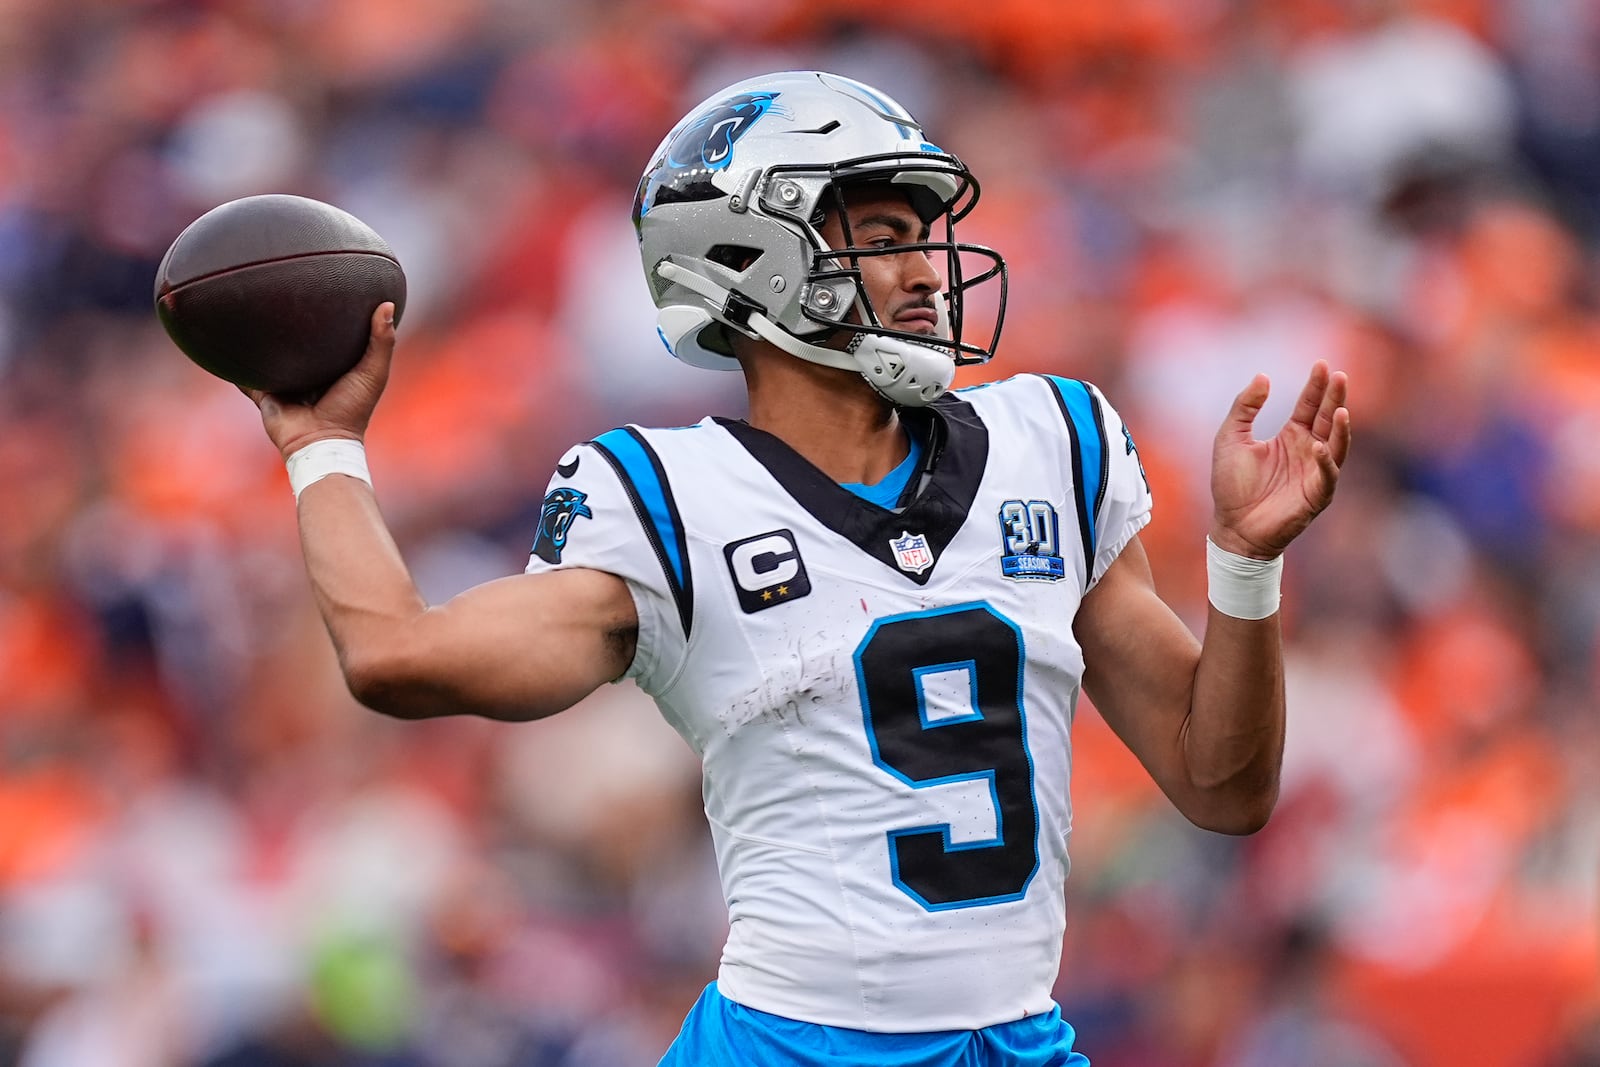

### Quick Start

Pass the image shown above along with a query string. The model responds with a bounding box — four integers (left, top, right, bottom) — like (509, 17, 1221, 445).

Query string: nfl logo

(890, 531, 934, 575)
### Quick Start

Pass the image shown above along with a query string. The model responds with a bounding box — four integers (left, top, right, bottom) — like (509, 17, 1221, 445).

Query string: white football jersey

(524, 374, 1152, 1032)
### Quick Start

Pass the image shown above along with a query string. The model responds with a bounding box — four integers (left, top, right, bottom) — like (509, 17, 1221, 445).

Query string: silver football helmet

(633, 70, 1007, 407)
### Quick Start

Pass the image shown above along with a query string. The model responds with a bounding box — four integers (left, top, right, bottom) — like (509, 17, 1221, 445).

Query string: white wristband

(1206, 537, 1283, 620)
(285, 439, 372, 501)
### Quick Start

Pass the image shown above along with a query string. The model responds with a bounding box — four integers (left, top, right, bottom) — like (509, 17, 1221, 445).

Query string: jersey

(523, 374, 1153, 1033)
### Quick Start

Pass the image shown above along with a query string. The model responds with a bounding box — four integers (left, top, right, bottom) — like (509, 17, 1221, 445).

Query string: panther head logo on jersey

(532, 487, 593, 565)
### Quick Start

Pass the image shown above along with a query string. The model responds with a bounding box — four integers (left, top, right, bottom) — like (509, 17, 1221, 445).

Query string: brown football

(154, 194, 406, 397)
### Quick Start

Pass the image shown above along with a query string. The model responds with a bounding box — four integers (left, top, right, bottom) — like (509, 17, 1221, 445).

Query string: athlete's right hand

(241, 302, 397, 461)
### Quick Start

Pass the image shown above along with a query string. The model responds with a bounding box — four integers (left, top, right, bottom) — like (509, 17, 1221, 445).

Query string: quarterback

(244, 71, 1349, 1066)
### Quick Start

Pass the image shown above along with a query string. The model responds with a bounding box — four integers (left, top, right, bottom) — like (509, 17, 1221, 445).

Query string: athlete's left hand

(1208, 360, 1350, 559)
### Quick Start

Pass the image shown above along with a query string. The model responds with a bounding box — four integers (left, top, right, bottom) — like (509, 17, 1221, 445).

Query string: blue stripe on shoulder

(1041, 376, 1109, 575)
(590, 428, 694, 638)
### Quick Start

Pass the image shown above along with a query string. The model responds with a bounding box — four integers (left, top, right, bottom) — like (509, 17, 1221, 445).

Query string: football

(154, 194, 407, 397)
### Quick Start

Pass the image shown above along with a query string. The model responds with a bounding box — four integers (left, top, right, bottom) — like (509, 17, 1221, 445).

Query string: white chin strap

(655, 261, 955, 407)
(746, 311, 956, 407)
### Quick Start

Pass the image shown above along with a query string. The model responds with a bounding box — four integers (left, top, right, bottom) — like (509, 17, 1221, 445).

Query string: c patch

(724, 529, 811, 613)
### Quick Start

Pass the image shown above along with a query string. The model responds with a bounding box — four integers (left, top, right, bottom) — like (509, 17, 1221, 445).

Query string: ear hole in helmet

(706, 244, 764, 272)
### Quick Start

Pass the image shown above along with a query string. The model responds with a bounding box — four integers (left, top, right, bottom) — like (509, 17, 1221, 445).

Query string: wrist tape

(286, 439, 371, 501)
(1206, 537, 1282, 620)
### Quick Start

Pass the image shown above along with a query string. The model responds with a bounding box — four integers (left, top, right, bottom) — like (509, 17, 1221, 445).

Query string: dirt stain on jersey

(721, 630, 848, 734)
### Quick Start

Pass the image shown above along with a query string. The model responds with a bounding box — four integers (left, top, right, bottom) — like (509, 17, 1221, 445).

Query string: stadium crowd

(1, 0, 1598, 1064)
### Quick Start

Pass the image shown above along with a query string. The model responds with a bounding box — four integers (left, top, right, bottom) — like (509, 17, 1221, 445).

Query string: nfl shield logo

(890, 531, 934, 575)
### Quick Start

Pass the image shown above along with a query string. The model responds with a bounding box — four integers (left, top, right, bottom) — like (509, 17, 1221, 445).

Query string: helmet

(633, 70, 1007, 407)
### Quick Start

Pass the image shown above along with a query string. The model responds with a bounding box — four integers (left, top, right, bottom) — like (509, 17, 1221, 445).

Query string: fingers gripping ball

(154, 194, 407, 397)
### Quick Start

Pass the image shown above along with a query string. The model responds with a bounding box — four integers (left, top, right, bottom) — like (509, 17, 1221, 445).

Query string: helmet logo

(665, 91, 780, 171)
(636, 91, 781, 225)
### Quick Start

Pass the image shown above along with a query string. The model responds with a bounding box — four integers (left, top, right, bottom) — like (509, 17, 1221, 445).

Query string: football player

(245, 70, 1349, 1066)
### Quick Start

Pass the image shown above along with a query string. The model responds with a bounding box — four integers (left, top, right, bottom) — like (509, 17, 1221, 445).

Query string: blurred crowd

(2, 0, 1600, 1064)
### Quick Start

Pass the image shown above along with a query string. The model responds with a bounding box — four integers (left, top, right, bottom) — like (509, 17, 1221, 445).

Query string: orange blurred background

(1, 1, 1598, 1064)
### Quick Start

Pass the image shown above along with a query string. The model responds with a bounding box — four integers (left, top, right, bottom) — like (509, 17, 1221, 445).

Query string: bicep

(1073, 537, 1202, 795)
(349, 567, 639, 722)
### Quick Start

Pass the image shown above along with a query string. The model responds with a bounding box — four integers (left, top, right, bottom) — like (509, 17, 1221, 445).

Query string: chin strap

(654, 261, 955, 407)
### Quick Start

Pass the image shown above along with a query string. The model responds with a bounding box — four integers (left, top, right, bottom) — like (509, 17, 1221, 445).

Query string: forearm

(1088, 364, 1346, 836)
(293, 473, 433, 706)
(291, 471, 637, 721)
(1181, 608, 1285, 832)
(1078, 540, 1285, 836)
(249, 309, 632, 721)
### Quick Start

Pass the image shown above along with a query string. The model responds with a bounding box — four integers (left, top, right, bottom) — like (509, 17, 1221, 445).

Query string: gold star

(776, 585, 789, 596)
(761, 590, 773, 601)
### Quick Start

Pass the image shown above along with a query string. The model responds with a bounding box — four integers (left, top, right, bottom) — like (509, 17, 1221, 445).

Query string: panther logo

(531, 487, 593, 565)
(665, 91, 780, 171)
(635, 92, 781, 224)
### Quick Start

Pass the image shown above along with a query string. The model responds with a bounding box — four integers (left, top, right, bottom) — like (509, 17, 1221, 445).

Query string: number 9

(855, 603, 1040, 910)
